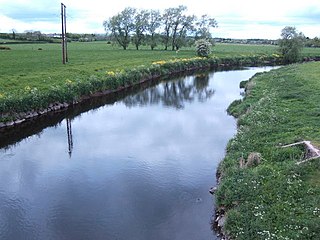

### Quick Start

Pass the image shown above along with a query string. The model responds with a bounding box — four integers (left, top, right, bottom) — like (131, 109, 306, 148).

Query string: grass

(0, 41, 320, 122)
(1, 42, 319, 94)
(0, 42, 201, 94)
(217, 62, 320, 239)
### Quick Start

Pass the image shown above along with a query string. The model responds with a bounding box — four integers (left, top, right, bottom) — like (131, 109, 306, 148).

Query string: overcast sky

(0, 0, 319, 39)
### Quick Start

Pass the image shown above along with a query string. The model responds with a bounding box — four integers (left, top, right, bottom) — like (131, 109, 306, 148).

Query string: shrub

(0, 46, 11, 50)
(195, 39, 212, 57)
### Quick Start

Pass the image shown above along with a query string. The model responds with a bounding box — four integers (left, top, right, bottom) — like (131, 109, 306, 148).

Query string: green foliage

(218, 62, 320, 239)
(305, 37, 320, 48)
(278, 26, 305, 63)
(195, 39, 212, 57)
(103, 7, 136, 50)
(195, 15, 218, 40)
(103, 5, 217, 51)
(132, 9, 149, 50)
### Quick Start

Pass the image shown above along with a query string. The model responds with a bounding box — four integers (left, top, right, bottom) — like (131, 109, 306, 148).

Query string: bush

(0, 46, 11, 50)
(195, 39, 212, 57)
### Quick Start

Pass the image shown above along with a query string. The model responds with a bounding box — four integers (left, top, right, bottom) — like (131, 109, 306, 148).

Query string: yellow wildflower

(65, 79, 73, 84)
(0, 93, 4, 99)
(25, 86, 31, 91)
(152, 60, 166, 65)
(106, 71, 116, 76)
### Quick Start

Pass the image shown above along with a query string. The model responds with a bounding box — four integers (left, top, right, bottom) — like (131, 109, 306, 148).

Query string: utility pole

(61, 3, 68, 64)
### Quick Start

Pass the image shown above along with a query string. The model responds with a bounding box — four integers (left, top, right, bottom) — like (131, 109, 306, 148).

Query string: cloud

(0, 0, 319, 38)
(288, 5, 320, 24)
(1, 0, 60, 22)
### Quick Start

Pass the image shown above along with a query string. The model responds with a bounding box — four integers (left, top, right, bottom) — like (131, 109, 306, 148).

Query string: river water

(0, 66, 275, 240)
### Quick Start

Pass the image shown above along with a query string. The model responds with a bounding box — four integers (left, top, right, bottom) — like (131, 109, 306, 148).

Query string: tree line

(103, 5, 217, 50)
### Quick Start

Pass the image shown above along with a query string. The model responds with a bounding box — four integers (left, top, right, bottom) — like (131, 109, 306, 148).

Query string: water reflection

(123, 73, 214, 109)
(66, 118, 73, 157)
(0, 71, 214, 150)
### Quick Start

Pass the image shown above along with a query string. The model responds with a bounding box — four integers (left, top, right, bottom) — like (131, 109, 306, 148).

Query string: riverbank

(0, 54, 283, 127)
(215, 62, 320, 239)
(2, 41, 320, 127)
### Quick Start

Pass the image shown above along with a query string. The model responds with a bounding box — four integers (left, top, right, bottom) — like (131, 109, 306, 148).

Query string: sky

(0, 0, 319, 39)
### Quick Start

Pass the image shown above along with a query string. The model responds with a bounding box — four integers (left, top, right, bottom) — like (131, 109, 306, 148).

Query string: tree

(11, 29, 16, 40)
(162, 5, 197, 51)
(278, 26, 305, 63)
(174, 14, 196, 50)
(195, 15, 217, 40)
(170, 5, 188, 51)
(311, 37, 320, 48)
(162, 7, 175, 50)
(103, 6, 218, 51)
(146, 10, 161, 50)
(103, 7, 136, 50)
(132, 9, 149, 50)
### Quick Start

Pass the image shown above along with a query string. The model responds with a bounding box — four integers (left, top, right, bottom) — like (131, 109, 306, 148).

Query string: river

(0, 66, 275, 240)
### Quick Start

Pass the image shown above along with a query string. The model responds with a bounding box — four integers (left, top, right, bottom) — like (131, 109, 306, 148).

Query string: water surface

(0, 67, 275, 240)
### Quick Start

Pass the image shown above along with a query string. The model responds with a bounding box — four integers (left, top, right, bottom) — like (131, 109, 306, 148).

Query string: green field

(0, 42, 275, 92)
(218, 62, 320, 239)
(1, 41, 320, 95)
(0, 41, 320, 122)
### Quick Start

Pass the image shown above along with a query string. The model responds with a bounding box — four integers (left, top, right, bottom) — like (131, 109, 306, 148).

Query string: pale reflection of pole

(66, 118, 73, 157)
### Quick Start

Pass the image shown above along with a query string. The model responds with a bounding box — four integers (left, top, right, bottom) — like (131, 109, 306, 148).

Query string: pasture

(1, 41, 320, 95)
(0, 42, 279, 94)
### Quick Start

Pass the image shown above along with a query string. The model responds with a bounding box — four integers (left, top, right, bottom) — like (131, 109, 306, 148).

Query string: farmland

(1, 41, 320, 95)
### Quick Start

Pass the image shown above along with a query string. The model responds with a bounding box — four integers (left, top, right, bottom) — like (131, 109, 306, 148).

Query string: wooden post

(61, 3, 65, 64)
(61, 3, 68, 64)
(64, 4, 68, 62)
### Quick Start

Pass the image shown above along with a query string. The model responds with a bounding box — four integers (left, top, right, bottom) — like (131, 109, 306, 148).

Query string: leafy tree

(311, 37, 320, 48)
(146, 10, 161, 50)
(132, 9, 149, 50)
(174, 15, 196, 50)
(103, 6, 218, 51)
(162, 7, 175, 50)
(313, 37, 320, 47)
(170, 5, 188, 51)
(195, 15, 217, 40)
(278, 26, 305, 63)
(162, 5, 197, 51)
(103, 7, 136, 50)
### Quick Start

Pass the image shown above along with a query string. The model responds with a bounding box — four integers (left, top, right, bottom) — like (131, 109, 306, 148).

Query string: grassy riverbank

(1, 42, 320, 124)
(217, 62, 320, 239)
(0, 42, 275, 122)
